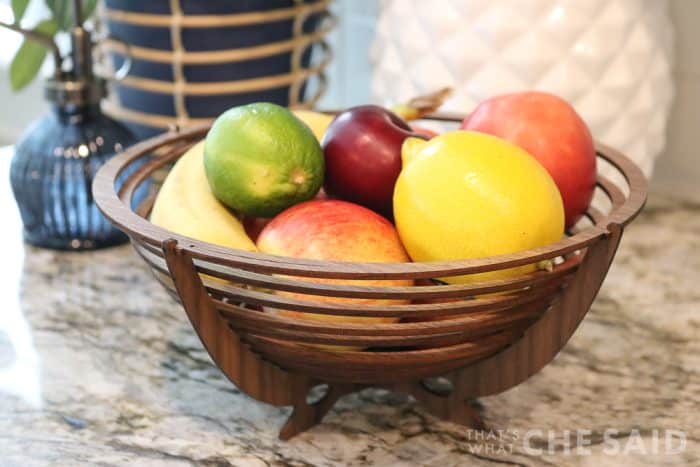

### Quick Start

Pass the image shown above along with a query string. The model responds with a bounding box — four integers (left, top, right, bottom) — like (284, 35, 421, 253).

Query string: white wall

(652, 0, 700, 202)
(0, 1, 48, 144)
(318, 0, 377, 109)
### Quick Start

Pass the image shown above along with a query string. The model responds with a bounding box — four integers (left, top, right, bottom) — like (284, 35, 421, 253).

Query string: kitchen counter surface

(0, 153, 698, 466)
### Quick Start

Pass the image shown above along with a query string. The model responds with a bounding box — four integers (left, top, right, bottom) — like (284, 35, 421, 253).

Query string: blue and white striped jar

(103, 0, 334, 139)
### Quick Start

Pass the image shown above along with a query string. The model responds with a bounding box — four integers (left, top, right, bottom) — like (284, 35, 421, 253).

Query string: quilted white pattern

(371, 0, 674, 175)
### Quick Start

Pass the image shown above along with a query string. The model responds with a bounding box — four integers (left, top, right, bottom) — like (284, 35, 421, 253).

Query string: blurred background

(0, 0, 696, 201)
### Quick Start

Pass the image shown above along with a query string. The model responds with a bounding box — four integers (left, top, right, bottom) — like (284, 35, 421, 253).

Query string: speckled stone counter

(1, 151, 698, 465)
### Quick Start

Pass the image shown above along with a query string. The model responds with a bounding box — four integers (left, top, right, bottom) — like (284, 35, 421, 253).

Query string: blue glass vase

(10, 103, 139, 250)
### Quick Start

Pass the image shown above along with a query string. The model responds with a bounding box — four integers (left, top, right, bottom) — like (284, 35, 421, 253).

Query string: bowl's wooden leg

(396, 380, 486, 430)
(279, 383, 360, 440)
(161, 238, 344, 441)
(162, 239, 308, 408)
(279, 379, 486, 440)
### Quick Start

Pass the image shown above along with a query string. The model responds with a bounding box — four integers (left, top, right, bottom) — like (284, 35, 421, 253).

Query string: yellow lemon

(393, 131, 564, 284)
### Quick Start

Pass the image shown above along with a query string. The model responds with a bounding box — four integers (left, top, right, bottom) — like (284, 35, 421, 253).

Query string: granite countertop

(0, 152, 698, 466)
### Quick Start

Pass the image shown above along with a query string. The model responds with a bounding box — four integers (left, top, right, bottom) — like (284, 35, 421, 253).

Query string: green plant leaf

(45, 0, 60, 17)
(45, 0, 68, 30)
(9, 19, 59, 91)
(11, 0, 30, 23)
(46, 0, 98, 31)
(84, 0, 98, 19)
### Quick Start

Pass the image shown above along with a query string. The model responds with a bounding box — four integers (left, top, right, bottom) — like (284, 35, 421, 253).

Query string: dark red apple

(242, 216, 271, 242)
(461, 92, 596, 227)
(322, 105, 414, 217)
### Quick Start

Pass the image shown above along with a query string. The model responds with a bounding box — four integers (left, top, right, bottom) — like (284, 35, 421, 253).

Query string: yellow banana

(150, 141, 257, 251)
(292, 109, 334, 142)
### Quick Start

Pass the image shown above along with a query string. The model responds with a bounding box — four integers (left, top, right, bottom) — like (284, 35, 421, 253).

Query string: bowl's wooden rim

(93, 112, 648, 279)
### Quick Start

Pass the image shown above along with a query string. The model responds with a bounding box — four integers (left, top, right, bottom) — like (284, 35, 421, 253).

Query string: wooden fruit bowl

(93, 113, 647, 439)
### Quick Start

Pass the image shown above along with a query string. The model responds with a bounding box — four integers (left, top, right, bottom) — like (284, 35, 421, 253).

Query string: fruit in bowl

(93, 93, 647, 439)
(204, 102, 324, 218)
(256, 199, 412, 330)
(292, 109, 334, 142)
(150, 94, 582, 299)
(461, 91, 596, 227)
(322, 105, 415, 218)
(150, 141, 257, 251)
(393, 131, 565, 284)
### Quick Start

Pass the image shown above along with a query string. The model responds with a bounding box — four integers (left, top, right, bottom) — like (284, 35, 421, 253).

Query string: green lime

(204, 103, 324, 217)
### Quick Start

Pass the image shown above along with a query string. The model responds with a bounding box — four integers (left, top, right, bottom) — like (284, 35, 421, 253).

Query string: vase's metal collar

(44, 0, 131, 107)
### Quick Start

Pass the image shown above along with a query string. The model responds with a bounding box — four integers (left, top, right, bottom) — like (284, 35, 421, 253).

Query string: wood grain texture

(92, 113, 648, 439)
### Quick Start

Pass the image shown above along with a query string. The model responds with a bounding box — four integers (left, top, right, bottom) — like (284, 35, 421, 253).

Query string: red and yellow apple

(461, 91, 596, 227)
(256, 199, 412, 334)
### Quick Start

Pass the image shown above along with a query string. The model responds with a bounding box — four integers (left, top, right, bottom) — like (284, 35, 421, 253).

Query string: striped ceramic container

(102, 0, 334, 139)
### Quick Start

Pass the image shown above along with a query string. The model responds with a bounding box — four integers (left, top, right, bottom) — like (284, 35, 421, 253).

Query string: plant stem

(0, 20, 63, 73)
(73, 0, 83, 26)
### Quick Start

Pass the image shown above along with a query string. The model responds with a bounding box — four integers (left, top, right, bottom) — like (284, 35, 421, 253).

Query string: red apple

(322, 105, 414, 217)
(256, 200, 413, 333)
(244, 188, 331, 241)
(461, 92, 596, 227)
(242, 217, 270, 242)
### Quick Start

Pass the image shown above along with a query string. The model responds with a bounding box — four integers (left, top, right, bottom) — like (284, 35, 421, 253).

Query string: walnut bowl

(93, 113, 647, 439)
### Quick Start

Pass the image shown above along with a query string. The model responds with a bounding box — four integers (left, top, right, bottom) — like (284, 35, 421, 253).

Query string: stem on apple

(392, 87, 453, 121)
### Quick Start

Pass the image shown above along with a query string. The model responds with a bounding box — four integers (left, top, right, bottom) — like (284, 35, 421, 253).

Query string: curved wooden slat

(246, 331, 513, 369)
(244, 331, 520, 383)
(586, 206, 606, 224)
(597, 175, 627, 209)
(117, 141, 196, 203)
(160, 239, 310, 406)
(455, 223, 626, 398)
(210, 279, 564, 319)
(594, 142, 648, 227)
(134, 237, 581, 299)
(196, 257, 580, 299)
(216, 300, 546, 344)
